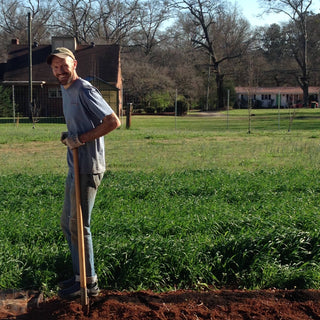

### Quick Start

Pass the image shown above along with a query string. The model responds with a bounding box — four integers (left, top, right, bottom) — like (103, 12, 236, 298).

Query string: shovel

(72, 148, 89, 309)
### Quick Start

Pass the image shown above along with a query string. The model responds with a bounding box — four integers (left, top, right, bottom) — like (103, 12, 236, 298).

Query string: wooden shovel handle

(72, 148, 88, 307)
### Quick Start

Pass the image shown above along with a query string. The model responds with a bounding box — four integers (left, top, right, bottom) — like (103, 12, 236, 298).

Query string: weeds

(1, 111, 320, 293)
(1, 168, 320, 293)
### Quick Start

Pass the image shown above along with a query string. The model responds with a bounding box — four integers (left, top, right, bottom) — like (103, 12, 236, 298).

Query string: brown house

(0, 37, 123, 118)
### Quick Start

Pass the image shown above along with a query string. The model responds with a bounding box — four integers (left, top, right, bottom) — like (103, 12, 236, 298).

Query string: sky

(238, 0, 320, 27)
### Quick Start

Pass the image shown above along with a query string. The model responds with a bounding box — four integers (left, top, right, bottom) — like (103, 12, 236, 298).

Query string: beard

(56, 71, 75, 86)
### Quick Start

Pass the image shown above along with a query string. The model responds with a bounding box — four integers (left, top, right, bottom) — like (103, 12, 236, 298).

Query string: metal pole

(247, 90, 251, 134)
(175, 89, 177, 130)
(227, 89, 229, 129)
(12, 85, 15, 123)
(28, 12, 33, 124)
(205, 55, 211, 111)
(278, 92, 280, 130)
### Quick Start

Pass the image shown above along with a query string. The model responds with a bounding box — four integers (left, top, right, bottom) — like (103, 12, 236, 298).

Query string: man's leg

(59, 172, 103, 299)
(78, 173, 103, 278)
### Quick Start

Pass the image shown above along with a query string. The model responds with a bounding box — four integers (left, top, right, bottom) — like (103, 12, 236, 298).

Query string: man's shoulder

(75, 79, 96, 98)
(76, 78, 94, 89)
(77, 79, 103, 101)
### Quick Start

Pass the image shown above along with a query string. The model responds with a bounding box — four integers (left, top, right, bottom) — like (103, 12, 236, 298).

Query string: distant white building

(235, 87, 320, 108)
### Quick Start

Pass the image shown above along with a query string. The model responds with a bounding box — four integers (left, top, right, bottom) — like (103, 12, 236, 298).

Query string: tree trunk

(297, 74, 309, 107)
(216, 73, 224, 110)
(302, 82, 309, 107)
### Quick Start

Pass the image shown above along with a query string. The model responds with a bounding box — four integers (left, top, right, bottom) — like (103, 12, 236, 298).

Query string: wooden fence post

(126, 103, 132, 129)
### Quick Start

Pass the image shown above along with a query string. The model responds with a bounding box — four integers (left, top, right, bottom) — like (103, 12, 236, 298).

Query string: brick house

(235, 86, 320, 108)
(0, 37, 123, 118)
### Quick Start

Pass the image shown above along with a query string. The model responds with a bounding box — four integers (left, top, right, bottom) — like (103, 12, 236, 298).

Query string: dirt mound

(1, 289, 320, 319)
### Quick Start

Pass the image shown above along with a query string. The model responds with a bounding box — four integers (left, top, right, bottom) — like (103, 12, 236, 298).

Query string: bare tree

(28, 0, 53, 43)
(0, 0, 54, 61)
(130, 0, 173, 55)
(174, 0, 252, 109)
(50, 0, 140, 45)
(49, 0, 102, 44)
(96, 0, 139, 45)
(122, 52, 175, 109)
(0, 0, 53, 42)
(262, 0, 313, 106)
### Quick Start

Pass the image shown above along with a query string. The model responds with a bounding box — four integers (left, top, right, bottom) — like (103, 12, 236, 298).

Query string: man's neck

(63, 75, 79, 89)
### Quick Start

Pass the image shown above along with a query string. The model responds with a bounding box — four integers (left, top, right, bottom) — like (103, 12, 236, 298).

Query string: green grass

(1, 109, 320, 294)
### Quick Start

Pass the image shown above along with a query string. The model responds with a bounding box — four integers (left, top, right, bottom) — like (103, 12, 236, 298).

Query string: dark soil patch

(1, 289, 320, 319)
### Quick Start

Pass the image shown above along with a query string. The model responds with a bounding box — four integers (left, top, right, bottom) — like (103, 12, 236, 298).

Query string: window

(48, 88, 62, 98)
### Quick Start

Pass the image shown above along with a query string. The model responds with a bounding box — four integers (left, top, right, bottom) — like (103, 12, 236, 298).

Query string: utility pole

(205, 55, 211, 111)
(28, 12, 33, 125)
(175, 89, 177, 129)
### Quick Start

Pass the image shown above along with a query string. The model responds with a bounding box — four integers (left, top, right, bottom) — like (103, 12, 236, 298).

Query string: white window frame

(48, 88, 62, 98)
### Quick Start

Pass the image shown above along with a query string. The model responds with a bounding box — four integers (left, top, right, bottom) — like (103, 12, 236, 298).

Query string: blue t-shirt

(61, 78, 114, 174)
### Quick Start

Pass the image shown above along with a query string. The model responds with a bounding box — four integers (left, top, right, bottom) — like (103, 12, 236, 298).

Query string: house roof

(0, 43, 120, 85)
(236, 86, 320, 95)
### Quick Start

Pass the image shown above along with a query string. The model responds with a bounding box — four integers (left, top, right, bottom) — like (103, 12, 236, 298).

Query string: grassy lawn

(1, 109, 320, 293)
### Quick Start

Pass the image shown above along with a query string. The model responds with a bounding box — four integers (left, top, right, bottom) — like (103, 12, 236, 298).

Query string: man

(47, 47, 121, 300)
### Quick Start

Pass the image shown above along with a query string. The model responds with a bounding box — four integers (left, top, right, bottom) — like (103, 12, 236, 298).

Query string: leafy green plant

(1, 112, 320, 293)
(0, 86, 13, 117)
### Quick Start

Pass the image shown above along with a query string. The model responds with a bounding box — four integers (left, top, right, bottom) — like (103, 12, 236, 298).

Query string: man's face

(50, 56, 77, 87)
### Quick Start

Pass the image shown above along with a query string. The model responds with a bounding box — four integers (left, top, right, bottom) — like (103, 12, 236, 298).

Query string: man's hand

(60, 132, 68, 145)
(60, 132, 84, 150)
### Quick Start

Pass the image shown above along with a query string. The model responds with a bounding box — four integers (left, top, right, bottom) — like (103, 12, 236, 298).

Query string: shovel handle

(73, 148, 89, 307)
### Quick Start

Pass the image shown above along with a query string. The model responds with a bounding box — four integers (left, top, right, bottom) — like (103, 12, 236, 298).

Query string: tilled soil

(1, 288, 320, 319)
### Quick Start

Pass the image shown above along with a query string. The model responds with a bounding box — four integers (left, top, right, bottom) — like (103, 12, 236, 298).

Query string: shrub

(0, 86, 12, 117)
(176, 99, 188, 116)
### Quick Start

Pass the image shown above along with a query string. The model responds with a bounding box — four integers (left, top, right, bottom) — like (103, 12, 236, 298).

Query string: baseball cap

(47, 47, 76, 65)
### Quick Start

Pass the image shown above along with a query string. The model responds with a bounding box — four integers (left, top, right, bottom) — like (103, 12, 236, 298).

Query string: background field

(1, 109, 320, 295)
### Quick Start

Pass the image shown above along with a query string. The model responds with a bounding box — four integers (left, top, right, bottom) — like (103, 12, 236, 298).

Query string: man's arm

(79, 112, 121, 144)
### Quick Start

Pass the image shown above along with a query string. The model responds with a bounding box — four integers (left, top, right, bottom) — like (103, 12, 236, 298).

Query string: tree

(257, 23, 296, 86)
(130, 0, 172, 55)
(122, 51, 175, 110)
(0, 85, 12, 117)
(173, 0, 252, 109)
(0, 0, 53, 60)
(306, 13, 320, 86)
(261, 24, 284, 62)
(50, 0, 140, 45)
(262, 0, 313, 106)
(51, 0, 98, 44)
(96, 0, 139, 45)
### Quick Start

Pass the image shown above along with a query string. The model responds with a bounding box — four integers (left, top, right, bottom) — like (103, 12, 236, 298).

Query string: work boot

(58, 276, 76, 290)
(58, 281, 100, 300)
